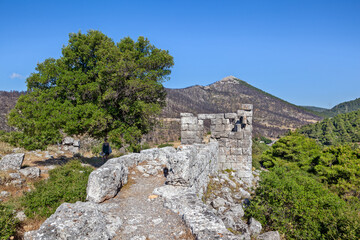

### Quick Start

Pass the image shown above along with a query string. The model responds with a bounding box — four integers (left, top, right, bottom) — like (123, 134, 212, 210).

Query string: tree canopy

(8, 30, 174, 150)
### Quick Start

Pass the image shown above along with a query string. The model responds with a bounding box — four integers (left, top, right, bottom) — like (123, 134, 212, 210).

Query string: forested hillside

(304, 97, 360, 118)
(298, 109, 360, 145)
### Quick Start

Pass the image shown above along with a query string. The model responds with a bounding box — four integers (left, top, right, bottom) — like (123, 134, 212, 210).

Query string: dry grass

(0, 141, 15, 155)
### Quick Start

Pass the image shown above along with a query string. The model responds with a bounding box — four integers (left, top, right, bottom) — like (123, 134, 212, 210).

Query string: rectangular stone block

(198, 114, 216, 120)
(226, 140, 237, 148)
(225, 113, 237, 119)
(181, 131, 198, 139)
(238, 140, 251, 148)
(181, 117, 198, 124)
(242, 148, 251, 155)
(243, 131, 252, 139)
(244, 111, 252, 117)
(214, 124, 224, 132)
(237, 110, 245, 117)
(188, 124, 198, 131)
(180, 113, 194, 117)
(222, 118, 230, 124)
(198, 120, 203, 125)
(246, 117, 252, 124)
(230, 147, 242, 155)
(181, 123, 189, 131)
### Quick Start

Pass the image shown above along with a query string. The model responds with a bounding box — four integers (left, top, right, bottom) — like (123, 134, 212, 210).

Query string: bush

(252, 139, 270, 169)
(0, 203, 19, 240)
(246, 167, 360, 239)
(21, 160, 93, 218)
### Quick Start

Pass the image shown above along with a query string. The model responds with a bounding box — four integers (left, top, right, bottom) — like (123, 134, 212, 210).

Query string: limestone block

(181, 131, 198, 139)
(86, 163, 128, 203)
(247, 116, 253, 124)
(73, 139, 80, 147)
(0, 153, 25, 170)
(224, 113, 237, 119)
(257, 231, 281, 240)
(238, 140, 251, 148)
(237, 110, 245, 116)
(20, 167, 41, 178)
(181, 123, 189, 131)
(187, 124, 198, 131)
(222, 118, 230, 124)
(244, 111, 253, 117)
(24, 201, 122, 240)
(249, 217, 262, 237)
(218, 155, 226, 163)
(242, 148, 252, 155)
(241, 104, 253, 111)
(63, 137, 74, 145)
(226, 140, 237, 148)
(181, 116, 198, 124)
(214, 125, 225, 132)
(180, 113, 193, 117)
(198, 120, 203, 125)
(230, 148, 242, 155)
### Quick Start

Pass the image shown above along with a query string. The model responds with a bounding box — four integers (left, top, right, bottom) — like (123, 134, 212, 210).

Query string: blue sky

(0, 0, 359, 108)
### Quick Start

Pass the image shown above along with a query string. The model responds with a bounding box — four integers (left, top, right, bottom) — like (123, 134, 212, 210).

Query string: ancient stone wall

(181, 104, 253, 178)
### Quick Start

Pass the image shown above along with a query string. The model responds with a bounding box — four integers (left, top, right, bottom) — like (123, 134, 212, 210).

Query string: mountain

(146, 76, 322, 143)
(303, 98, 360, 118)
(0, 91, 25, 132)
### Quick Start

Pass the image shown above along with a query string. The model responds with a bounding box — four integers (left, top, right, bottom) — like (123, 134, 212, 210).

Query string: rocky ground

(110, 163, 194, 240)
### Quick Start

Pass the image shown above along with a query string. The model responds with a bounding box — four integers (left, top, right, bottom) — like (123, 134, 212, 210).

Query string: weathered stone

(249, 217, 262, 237)
(20, 167, 41, 178)
(9, 172, 21, 179)
(229, 204, 244, 218)
(16, 211, 27, 221)
(11, 179, 25, 187)
(0, 153, 24, 170)
(63, 137, 74, 145)
(0, 191, 10, 198)
(180, 113, 194, 117)
(257, 231, 280, 240)
(211, 197, 226, 209)
(73, 139, 80, 147)
(24, 201, 122, 240)
(225, 113, 237, 119)
(86, 163, 128, 203)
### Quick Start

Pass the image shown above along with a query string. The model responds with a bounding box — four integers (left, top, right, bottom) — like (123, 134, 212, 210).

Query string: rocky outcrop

(0, 153, 24, 170)
(24, 201, 122, 240)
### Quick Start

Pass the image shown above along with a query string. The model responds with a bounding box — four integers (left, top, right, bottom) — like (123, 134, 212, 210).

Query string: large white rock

(0, 153, 25, 170)
(257, 231, 280, 240)
(24, 201, 122, 240)
(20, 167, 41, 178)
(86, 163, 128, 203)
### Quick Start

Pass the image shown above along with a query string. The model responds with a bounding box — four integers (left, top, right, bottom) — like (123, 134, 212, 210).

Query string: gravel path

(108, 165, 194, 240)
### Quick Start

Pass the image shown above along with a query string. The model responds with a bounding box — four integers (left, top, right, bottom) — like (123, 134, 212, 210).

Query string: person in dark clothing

(102, 138, 111, 162)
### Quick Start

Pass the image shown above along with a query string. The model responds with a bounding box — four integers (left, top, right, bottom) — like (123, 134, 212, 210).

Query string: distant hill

(298, 109, 360, 145)
(303, 98, 360, 118)
(146, 76, 322, 143)
(0, 91, 25, 132)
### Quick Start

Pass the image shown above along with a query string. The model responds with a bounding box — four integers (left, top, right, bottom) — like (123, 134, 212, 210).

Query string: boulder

(0, 153, 25, 170)
(24, 201, 122, 240)
(20, 167, 41, 178)
(249, 217, 262, 237)
(257, 231, 280, 240)
(63, 137, 74, 145)
(86, 163, 128, 203)
(9, 172, 21, 179)
(15, 211, 27, 221)
(73, 139, 80, 147)
(211, 197, 226, 209)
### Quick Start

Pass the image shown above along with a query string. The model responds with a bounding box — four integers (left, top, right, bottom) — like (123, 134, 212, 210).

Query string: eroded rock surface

(0, 153, 25, 170)
(24, 201, 122, 240)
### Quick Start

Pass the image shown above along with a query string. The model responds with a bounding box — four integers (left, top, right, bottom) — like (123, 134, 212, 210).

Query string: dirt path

(108, 166, 194, 240)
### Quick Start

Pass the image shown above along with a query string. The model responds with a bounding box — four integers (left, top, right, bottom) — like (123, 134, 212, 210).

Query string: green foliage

(0, 203, 19, 240)
(246, 167, 360, 239)
(299, 109, 360, 146)
(157, 143, 173, 148)
(261, 132, 360, 201)
(261, 132, 322, 170)
(21, 160, 93, 218)
(8, 30, 174, 150)
(252, 139, 270, 169)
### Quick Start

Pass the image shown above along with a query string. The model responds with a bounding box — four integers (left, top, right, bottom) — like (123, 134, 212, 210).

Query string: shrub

(0, 203, 19, 240)
(246, 167, 360, 239)
(21, 160, 93, 218)
(252, 139, 270, 169)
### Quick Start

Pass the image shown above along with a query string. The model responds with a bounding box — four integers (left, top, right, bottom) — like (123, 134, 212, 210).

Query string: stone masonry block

(198, 120, 203, 125)
(222, 119, 230, 124)
(181, 117, 198, 124)
(224, 113, 237, 119)
(180, 113, 194, 117)
(230, 148, 242, 155)
(181, 131, 198, 139)
(238, 140, 251, 148)
(237, 110, 245, 117)
(198, 114, 217, 120)
(181, 124, 189, 131)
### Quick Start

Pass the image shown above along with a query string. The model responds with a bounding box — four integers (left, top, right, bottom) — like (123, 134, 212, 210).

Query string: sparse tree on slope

(8, 30, 174, 150)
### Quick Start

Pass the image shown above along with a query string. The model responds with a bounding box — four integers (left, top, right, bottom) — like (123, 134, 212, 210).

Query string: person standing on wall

(102, 137, 111, 162)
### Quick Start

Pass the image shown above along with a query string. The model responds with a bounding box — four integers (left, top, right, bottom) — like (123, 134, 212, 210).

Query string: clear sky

(0, 0, 359, 108)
